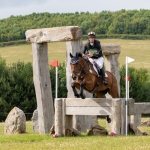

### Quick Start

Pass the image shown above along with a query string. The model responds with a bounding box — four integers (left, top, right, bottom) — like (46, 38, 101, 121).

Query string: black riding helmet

(88, 31, 96, 38)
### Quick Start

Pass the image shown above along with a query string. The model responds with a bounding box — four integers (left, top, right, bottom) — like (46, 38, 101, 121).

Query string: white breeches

(88, 57, 104, 69)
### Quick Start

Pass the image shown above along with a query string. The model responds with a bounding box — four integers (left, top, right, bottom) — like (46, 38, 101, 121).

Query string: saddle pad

(93, 64, 108, 77)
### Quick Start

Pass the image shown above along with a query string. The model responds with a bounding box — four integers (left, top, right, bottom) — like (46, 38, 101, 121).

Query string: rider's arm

(92, 41, 103, 58)
(82, 43, 88, 55)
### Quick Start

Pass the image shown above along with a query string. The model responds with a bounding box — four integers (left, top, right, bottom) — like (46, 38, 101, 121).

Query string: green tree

(120, 65, 150, 102)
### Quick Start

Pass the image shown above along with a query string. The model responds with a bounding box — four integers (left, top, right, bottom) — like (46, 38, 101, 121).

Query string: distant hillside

(0, 9, 150, 42)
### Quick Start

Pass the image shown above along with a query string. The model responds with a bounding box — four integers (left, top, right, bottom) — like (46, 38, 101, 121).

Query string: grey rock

(31, 109, 39, 132)
(4, 107, 26, 134)
(87, 125, 108, 136)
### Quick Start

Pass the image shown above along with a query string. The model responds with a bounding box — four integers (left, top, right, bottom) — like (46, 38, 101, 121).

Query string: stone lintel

(25, 26, 82, 43)
(101, 44, 121, 55)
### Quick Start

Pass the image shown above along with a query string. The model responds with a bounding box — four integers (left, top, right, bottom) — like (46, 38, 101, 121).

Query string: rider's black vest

(83, 40, 103, 58)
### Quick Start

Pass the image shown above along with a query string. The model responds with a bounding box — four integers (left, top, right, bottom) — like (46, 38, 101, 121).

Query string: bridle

(71, 57, 89, 78)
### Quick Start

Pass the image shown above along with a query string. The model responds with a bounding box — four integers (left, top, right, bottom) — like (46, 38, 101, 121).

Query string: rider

(82, 31, 108, 85)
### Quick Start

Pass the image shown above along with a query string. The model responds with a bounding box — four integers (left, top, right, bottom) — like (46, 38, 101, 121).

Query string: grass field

(0, 39, 150, 70)
(0, 118, 150, 150)
(0, 39, 150, 149)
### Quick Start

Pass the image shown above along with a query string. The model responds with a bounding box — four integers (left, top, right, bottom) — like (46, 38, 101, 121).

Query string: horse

(70, 53, 119, 123)
(70, 52, 119, 99)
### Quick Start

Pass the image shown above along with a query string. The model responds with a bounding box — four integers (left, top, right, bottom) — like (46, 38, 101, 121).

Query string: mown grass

(0, 39, 150, 149)
(0, 39, 150, 70)
(0, 118, 150, 150)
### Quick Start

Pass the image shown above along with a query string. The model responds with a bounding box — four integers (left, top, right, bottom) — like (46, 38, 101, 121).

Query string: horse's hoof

(106, 117, 111, 123)
(75, 94, 80, 98)
(80, 93, 86, 99)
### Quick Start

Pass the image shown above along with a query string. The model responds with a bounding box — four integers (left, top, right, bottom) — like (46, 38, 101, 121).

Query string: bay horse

(70, 53, 119, 99)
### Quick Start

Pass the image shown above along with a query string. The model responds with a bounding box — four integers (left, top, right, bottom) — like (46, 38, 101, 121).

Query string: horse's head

(70, 52, 84, 80)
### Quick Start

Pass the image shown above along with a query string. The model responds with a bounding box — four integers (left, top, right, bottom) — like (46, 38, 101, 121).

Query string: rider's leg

(94, 57, 108, 85)
(100, 67, 108, 85)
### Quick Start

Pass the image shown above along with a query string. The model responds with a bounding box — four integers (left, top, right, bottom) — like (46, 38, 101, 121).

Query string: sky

(0, 0, 150, 19)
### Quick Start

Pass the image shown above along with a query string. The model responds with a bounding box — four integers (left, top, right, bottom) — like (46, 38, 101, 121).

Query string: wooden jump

(55, 98, 135, 136)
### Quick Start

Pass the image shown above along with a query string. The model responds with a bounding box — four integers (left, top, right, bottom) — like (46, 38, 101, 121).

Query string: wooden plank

(66, 106, 112, 115)
(134, 103, 150, 114)
(65, 98, 113, 107)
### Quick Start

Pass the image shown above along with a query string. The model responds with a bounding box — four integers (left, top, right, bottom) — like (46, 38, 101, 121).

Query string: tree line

(0, 55, 150, 121)
(0, 9, 150, 42)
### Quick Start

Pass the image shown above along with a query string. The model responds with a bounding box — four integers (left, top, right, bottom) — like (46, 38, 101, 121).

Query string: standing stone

(4, 107, 26, 134)
(102, 44, 121, 97)
(31, 109, 39, 132)
(32, 43, 54, 134)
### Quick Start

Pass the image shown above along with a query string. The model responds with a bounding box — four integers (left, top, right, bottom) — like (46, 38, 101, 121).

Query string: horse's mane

(76, 52, 82, 58)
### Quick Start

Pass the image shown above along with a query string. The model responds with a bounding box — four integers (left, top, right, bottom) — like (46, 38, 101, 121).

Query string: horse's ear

(70, 53, 73, 58)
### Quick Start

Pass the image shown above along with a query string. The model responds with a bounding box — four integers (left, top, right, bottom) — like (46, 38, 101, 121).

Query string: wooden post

(111, 98, 121, 135)
(32, 43, 54, 134)
(55, 98, 63, 136)
(120, 99, 126, 135)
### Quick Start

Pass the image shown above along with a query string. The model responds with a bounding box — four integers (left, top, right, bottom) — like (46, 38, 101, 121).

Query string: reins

(77, 58, 90, 78)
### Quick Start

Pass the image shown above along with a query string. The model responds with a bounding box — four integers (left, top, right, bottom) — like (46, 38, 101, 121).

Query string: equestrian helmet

(88, 31, 96, 38)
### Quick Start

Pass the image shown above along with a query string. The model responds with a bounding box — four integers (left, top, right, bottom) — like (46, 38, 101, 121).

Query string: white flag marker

(127, 57, 134, 63)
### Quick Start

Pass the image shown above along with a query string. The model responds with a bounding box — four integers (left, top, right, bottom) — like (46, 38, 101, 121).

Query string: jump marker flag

(50, 60, 58, 98)
(125, 56, 134, 136)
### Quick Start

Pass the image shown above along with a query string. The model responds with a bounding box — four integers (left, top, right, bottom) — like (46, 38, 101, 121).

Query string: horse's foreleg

(79, 81, 86, 99)
(71, 82, 80, 98)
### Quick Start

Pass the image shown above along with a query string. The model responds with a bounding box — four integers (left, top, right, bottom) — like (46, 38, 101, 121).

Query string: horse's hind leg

(109, 83, 119, 98)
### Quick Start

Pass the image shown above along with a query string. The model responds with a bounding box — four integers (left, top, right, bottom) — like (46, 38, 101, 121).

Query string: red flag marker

(50, 60, 58, 67)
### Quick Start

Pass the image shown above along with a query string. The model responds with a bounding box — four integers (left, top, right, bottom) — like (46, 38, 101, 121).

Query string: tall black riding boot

(100, 68, 108, 85)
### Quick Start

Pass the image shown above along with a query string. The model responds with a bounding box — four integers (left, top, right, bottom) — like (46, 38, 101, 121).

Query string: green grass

(0, 39, 150, 149)
(0, 119, 150, 150)
(0, 39, 150, 70)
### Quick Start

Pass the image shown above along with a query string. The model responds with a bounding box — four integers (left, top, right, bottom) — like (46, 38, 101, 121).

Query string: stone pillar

(32, 43, 54, 134)
(102, 44, 121, 97)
